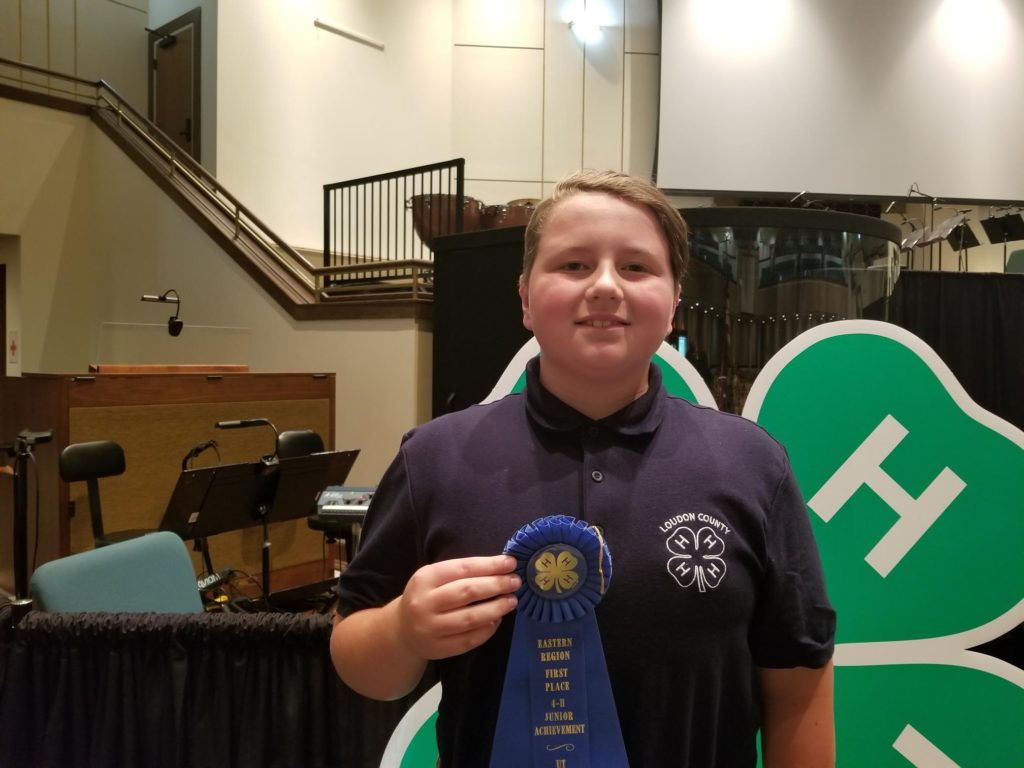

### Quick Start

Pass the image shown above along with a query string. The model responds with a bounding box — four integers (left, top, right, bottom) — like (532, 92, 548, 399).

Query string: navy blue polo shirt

(338, 358, 835, 768)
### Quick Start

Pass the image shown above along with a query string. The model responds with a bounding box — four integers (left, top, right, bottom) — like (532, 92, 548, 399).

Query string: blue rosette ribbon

(490, 516, 628, 767)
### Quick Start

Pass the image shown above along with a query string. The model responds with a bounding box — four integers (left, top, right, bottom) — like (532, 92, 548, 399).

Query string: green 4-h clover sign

(744, 320, 1024, 767)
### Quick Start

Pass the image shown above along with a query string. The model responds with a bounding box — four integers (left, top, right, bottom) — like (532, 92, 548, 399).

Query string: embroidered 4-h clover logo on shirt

(665, 525, 727, 592)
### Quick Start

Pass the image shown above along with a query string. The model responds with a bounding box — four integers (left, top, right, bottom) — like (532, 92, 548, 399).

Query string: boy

(332, 170, 836, 767)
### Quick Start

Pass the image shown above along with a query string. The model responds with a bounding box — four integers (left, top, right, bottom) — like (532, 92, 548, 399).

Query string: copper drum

(480, 204, 508, 230)
(408, 194, 483, 247)
(504, 198, 540, 228)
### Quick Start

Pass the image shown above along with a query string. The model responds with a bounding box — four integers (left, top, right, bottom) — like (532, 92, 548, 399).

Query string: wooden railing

(0, 56, 436, 307)
(322, 158, 468, 298)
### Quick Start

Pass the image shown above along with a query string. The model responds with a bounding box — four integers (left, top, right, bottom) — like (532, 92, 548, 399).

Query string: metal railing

(1, 56, 424, 304)
(323, 159, 467, 291)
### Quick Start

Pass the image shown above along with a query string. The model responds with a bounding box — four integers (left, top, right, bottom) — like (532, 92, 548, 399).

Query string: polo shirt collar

(524, 356, 664, 437)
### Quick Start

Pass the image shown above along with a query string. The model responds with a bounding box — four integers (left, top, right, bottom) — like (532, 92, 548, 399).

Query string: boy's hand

(397, 554, 521, 660)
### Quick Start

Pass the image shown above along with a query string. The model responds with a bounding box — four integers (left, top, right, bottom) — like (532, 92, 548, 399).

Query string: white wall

(659, 0, 1024, 201)
(212, 0, 455, 250)
(452, 0, 661, 207)
(165, 0, 661, 249)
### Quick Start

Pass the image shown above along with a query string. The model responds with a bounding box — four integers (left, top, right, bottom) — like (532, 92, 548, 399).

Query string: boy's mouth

(578, 318, 626, 329)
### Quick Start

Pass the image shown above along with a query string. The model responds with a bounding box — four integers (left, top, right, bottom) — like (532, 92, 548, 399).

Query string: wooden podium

(0, 369, 338, 595)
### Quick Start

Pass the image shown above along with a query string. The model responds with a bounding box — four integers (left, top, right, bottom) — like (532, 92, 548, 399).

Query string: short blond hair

(522, 170, 689, 287)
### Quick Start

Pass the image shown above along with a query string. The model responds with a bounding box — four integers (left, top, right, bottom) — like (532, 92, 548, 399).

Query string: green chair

(29, 530, 203, 612)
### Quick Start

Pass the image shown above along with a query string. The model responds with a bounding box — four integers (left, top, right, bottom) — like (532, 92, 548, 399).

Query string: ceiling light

(569, 9, 602, 45)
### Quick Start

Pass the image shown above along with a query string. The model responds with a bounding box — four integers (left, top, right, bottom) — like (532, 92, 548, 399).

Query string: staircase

(0, 57, 431, 321)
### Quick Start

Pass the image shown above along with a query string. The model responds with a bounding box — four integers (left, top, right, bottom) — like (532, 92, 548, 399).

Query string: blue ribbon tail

(490, 614, 628, 767)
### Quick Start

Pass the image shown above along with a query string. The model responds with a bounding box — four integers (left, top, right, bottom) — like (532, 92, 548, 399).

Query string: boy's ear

(666, 288, 681, 333)
(518, 276, 533, 330)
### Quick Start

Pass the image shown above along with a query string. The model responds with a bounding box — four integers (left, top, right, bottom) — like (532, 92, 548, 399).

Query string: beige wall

(0, 0, 148, 108)
(0, 100, 97, 375)
(0, 97, 427, 485)
(452, 0, 661, 208)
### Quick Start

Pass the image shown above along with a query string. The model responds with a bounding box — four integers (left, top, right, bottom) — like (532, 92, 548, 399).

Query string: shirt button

(586, 426, 599, 438)
(591, 470, 603, 483)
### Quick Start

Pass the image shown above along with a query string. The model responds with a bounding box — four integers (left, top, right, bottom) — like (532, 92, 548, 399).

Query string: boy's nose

(588, 262, 622, 298)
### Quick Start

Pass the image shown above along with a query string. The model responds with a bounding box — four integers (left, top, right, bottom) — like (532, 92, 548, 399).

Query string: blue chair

(29, 530, 203, 612)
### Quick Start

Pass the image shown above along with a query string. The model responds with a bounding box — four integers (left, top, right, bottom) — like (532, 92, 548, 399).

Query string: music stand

(927, 213, 979, 271)
(266, 449, 360, 524)
(901, 228, 928, 250)
(900, 226, 929, 270)
(160, 460, 277, 541)
(262, 449, 359, 605)
(945, 217, 980, 252)
(161, 450, 360, 603)
(980, 212, 1024, 269)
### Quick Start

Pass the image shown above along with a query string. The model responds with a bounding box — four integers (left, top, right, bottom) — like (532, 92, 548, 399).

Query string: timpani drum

(408, 194, 483, 247)
(504, 198, 539, 228)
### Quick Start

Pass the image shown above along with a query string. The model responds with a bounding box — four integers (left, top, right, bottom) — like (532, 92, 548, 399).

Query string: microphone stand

(181, 440, 220, 576)
(257, 488, 274, 605)
(214, 418, 278, 607)
(2, 429, 53, 626)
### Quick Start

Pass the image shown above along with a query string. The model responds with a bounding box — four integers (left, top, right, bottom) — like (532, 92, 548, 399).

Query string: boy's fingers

(416, 555, 518, 588)
(431, 573, 521, 614)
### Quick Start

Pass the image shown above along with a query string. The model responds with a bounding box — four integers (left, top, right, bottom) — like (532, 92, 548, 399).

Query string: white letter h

(808, 415, 965, 578)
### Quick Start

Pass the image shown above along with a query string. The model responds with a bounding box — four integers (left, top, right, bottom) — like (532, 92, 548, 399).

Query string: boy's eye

(560, 262, 587, 272)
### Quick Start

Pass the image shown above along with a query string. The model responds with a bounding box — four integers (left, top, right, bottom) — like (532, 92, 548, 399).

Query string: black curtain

(890, 270, 1024, 669)
(0, 608, 437, 768)
(890, 270, 1024, 432)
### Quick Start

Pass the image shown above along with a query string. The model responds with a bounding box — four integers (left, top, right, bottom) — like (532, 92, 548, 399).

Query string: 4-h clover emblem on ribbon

(532, 548, 582, 595)
(665, 526, 727, 592)
(743, 320, 1024, 767)
(526, 543, 588, 601)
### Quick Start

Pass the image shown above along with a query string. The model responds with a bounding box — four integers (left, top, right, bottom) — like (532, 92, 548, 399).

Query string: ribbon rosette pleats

(490, 516, 628, 767)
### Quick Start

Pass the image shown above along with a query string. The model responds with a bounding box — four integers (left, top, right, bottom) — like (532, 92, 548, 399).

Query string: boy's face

(519, 192, 679, 393)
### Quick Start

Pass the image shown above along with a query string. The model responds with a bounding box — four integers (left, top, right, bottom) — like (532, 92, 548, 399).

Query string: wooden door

(149, 9, 201, 161)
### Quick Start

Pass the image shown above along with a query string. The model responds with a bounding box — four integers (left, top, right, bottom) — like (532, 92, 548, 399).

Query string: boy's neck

(538, 364, 651, 421)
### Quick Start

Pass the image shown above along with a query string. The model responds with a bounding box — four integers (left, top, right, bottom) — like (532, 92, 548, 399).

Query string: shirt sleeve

(749, 458, 836, 668)
(335, 440, 423, 617)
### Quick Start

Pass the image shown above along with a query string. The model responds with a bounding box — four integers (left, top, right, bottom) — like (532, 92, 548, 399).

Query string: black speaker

(431, 227, 531, 417)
